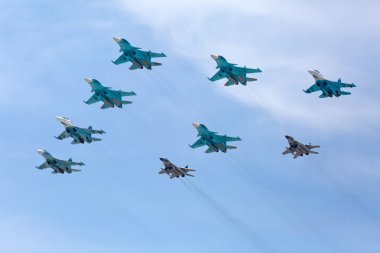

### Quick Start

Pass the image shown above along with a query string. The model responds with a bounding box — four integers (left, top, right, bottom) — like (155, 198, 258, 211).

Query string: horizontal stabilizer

(247, 77, 257, 82)
(91, 137, 102, 142)
(205, 147, 216, 153)
(101, 103, 113, 109)
(340, 91, 351, 96)
(151, 62, 162, 66)
(227, 146, 237, 149)
(71, 169, 81, 172)
(122, 101, 132, 104)
(129, 64, 141, 70)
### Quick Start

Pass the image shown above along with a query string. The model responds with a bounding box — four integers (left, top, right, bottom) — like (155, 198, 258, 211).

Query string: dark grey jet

(282, 135, 320, 159)
(159, 158, 195, 179)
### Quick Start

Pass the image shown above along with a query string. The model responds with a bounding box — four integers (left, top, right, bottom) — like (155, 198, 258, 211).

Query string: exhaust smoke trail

(180, 178, 277, 253)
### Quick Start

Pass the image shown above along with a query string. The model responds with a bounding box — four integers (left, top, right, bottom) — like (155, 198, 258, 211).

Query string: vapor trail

(181, 178, 277, 253)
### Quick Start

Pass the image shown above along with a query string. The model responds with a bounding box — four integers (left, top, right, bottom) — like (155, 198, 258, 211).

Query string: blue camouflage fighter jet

(36, 150, 84, 174)
(209, 54, 261, 86)
(55, 116, 105, 144)
(304, 70, 356, 98)
(84, 78, 136, 109)
(112, 37, 166, 70)
(190, 123, 241, 153)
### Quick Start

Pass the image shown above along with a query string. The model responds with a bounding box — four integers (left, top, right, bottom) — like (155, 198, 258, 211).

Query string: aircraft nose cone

(56, 116, 65, 123)
(192, 123, 200, 128)
(37, 149, 45, 155)
(84, 78, 93, 84)
(285, 135, 290, 139)
(159, 157, 164, 161)
(210, 54, 218, 60)
(113, 37, 121, 43)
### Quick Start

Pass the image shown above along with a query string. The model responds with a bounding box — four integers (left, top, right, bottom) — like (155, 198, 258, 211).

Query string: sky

(0, 0, 380, 252)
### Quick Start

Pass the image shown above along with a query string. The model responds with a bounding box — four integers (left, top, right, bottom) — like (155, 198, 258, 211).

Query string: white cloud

(116, 0, 380, 133)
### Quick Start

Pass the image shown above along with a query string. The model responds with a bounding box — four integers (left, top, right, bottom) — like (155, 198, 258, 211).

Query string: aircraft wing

(336, 81, 356, 88)
(55, 130, 70, 140)
(282, 148, 292, 155)
(189, 138, 205, 149)
(147, 51, 166, 58)
(84, 94, 101, 105)
(224, 135, 241, 142)
(303, 83, 321, 93)
(208, 70, 224, 82)
(112, 54, 130, 65)
(120, 91, 136, 97)
(71, 161, 85, 166)
(36, 162, 50, 169)
(91, 129, 105, 134)
(237, 66, 262, 74)
(305, 144, 320, 149)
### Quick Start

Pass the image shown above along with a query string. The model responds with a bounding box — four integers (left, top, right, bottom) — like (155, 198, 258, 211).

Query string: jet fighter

(36, 149, 84, 174)
(159, 158, 195, 179)
(55, 116, 105, 144)
(282, 135, 320, 159)
(190, 123, 241, 153)
(84, 78, 136, 109)
(304, 70, 356, 98)
(112, 37, 166, 70)
(209, 54, 261, 86)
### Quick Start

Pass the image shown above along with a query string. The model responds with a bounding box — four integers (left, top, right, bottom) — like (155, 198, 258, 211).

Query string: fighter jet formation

(84, 78, 136, 109)
(55, 116, 105, 144)
(112, 37, 166, 70)
(209, 54, 262, 86)
(282, 135, 320, 159)
(36, 34, 360, 175)
(159, 158, 195, 179)
(304, 70, 356, 98)
(190, 123, 241, 153)
(36, 150, 84, 174)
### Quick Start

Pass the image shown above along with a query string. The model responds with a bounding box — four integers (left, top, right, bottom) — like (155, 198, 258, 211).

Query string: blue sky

(0, 0, 380, 252)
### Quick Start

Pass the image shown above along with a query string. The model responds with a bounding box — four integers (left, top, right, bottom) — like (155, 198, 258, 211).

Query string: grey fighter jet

(36, 149, 84, 174)
(282, 136, 320, 159)
(159, 158, 195, 179)
(55, 116, 105, 144)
